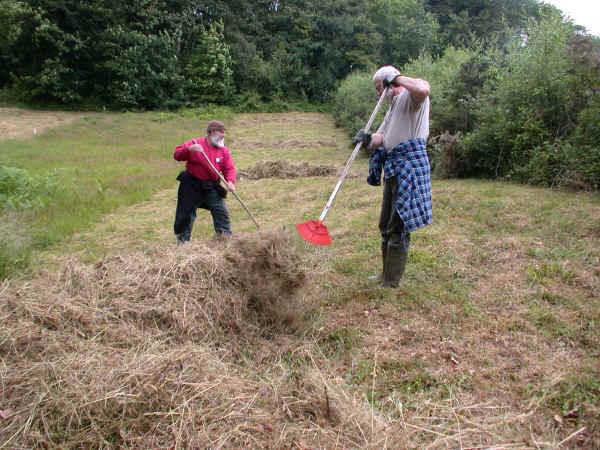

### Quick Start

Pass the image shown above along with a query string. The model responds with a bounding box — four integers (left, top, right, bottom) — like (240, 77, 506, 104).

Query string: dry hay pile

(0, 230, 394, 448)
(2, 230, 307, 345)
(238, 159, 336, 180)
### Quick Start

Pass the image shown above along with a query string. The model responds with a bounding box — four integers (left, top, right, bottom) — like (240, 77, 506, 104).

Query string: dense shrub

(331, 71, 381, 146)
(401, 47, 475, 137)
(460, 16, 600, 188)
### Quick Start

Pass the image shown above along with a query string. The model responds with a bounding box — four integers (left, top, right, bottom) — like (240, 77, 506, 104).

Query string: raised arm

(390, 75, 430, 105)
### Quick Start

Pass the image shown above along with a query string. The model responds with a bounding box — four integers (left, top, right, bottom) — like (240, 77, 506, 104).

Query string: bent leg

(206, 190, 232, 235)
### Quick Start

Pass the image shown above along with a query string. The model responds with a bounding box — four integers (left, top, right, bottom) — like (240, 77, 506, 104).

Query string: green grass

(529, 371, 600, 419)
(318, 326, 367, 357)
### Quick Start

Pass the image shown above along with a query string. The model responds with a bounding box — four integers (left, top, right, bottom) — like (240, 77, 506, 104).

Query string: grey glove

(379, 66, 402, 88)
(353, 130, 371, 145)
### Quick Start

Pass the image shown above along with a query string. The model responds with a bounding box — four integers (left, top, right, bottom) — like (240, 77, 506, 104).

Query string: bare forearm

(395, 75, 430, 104)
(370, 133, 383, 147)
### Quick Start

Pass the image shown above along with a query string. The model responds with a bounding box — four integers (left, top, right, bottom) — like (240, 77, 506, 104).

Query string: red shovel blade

(296, 220, 331, 245)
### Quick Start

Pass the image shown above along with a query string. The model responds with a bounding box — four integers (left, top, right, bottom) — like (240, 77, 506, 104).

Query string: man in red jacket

(173, 120, 236, 243)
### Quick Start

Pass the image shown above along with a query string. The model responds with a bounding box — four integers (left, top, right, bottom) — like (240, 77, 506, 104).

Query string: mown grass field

(1, 108, 599, 448)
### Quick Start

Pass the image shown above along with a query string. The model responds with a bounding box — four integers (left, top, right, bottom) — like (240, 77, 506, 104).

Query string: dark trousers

(379, 176, 410, 251)
(174, 172, 231, 241)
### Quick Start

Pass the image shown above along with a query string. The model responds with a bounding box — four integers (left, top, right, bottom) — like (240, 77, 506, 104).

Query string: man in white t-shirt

(354, 66, 432, 287)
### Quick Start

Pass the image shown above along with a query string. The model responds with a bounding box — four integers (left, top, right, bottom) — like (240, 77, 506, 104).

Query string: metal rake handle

(318, 88, 389, 223)
(197, 147, 260, 229)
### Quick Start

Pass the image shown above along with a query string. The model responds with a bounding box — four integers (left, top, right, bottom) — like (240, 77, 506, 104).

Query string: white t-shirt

(377, 89, 430, 150)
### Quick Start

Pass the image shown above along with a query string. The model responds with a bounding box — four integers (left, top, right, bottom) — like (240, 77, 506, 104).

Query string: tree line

(1, 0, 552, 108)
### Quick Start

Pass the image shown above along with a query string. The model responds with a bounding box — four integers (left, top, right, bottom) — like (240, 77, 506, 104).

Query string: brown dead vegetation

(235, 117, 326, 127)
(2, 231, 306, 345)
(5, 226, 589, 448)
(235, 139, 337, 151)
(0, 107, 87, 140)
(1, 230, 431, 448)
(238, 159, 336, 180)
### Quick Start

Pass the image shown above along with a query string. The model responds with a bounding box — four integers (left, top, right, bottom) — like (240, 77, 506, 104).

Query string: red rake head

(296, 220, 331, 245)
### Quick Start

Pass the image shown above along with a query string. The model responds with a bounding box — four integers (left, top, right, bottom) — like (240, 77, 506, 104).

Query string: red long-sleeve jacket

(173, 137, 236, 184)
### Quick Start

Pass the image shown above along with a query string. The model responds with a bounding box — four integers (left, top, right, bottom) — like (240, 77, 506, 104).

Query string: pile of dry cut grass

(3, 230, 306, 345)
(1, 230, 402, 448)
(238, 159, 336, 180)
(1, 231, 384, 448)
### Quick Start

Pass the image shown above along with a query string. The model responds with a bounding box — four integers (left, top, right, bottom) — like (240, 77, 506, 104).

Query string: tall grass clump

(0, 166, 76, 210)
(0, 166, 85, 278)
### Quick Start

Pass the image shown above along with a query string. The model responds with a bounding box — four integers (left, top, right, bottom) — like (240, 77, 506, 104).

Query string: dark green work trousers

(378, 176, 410, 287)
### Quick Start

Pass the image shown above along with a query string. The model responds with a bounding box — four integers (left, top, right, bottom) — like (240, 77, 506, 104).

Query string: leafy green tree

(0, 0, 37, 86)
(424, 0, 545, 51)
(369, 0, 438, 67)
(4, 0, 593, 119)
(184, 20, 233, 104)
(10, 15, 86, 103)
(2, 0, 204, 107)
(97, 27, 184, 109)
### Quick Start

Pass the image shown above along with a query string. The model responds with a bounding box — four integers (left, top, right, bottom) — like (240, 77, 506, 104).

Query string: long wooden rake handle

(317, 88, 389, 223)
(197, 147, 260, 229)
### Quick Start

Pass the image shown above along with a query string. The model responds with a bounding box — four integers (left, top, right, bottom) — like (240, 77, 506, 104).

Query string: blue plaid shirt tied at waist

(367, 137, 432, 232)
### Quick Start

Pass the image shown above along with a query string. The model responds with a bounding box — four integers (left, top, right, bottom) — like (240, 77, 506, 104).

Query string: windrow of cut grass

(1, 109, 599, 448)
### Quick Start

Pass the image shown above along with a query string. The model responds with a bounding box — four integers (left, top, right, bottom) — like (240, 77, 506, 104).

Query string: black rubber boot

(381, 244, 408, 287)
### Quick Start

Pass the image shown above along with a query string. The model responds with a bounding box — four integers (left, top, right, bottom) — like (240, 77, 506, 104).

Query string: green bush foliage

(401, 47, 476, 137)
(331, 71, 381, 143)
(0, 166, 76, 210)
(460, 16, 600, 188)
(184, 21, 233, 105)
(331, 18, 600, 190)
